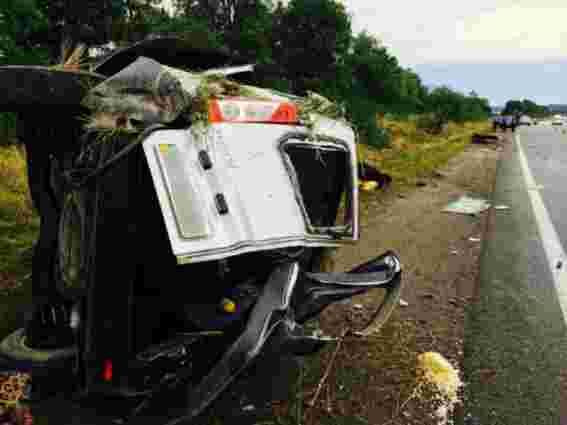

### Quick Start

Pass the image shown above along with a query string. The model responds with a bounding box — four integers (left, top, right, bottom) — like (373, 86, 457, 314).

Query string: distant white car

(518, 115, 533, 126)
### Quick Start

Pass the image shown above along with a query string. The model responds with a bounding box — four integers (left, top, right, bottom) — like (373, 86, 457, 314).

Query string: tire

(57, 190, 88, 298)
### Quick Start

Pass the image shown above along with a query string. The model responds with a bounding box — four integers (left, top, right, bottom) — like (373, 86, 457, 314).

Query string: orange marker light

(270, 103, 298, 123)
(208, 99, 299, 124)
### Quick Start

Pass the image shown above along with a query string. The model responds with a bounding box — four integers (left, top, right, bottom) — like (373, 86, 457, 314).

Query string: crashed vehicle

(0, 37, 402, 424)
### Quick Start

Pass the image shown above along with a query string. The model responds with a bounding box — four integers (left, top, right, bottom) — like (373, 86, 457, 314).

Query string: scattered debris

(358, 162, 392, 190)
(443, 196, 491, 216)
(557, 261, 563, 270)
(468, 237, 481, 242)
(353, 304, 364, 310)
(0, 372, 32, 425)
(359, 180, 378, 192)
(433, 171, 447, 179)
(389, 352, 463, 425)
(471, 133, 499, 144)
(450, 250, 459, 255)
(309, 328, 349, 408)
(399, 299, 409, 307)
(416, 180, 427, 187)
(416, 352, 463, 414)
(493, 204, 510, 211)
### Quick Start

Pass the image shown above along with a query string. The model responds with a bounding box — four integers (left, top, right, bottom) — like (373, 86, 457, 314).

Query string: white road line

(516, 134, 567, 323)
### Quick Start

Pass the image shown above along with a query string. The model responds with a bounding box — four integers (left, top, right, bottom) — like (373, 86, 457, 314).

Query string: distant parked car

(518, 115, 533, 126)
(498, 115, 518, 131)
(492, 116, 503, 131)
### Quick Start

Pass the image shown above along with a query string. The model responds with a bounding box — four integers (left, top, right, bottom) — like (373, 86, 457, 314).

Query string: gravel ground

(287, 137, 503, 425)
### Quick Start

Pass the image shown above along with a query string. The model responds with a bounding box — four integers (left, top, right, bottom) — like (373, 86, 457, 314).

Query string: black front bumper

(127, 251, 402, 425)
(4, 252, 402, 425)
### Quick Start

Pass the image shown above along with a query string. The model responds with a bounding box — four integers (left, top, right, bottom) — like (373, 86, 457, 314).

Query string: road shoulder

(462, 133, 567, 425)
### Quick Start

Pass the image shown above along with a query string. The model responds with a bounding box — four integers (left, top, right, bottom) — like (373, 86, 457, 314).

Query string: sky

(160, 0, 567, 106)
(343, 0, 567, 106)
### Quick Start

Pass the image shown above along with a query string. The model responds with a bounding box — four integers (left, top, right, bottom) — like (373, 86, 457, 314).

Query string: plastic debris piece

(468, 237, 481, 242)
(360, 181, 378, 191)
(442, 196, 491, 216)
(221, 298, 236, 314)
(353, 304, 364, 310)
(399, 299, 409, 307)
(493, 205, 510, 210)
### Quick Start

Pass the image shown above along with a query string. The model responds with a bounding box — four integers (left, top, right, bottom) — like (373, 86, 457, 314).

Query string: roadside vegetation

(0, 145, 36, 337)
(501, 99, 549, 117)
(1, 0, 491, 149)
(361, 119, 490, 190)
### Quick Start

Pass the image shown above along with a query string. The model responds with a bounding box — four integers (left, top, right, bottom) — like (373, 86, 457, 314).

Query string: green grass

(0, 145, 37, 338)
(360, 120, 491, 190)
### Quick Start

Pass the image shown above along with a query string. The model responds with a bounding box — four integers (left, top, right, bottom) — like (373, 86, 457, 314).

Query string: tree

(223, 1, 273, 63)
(502, 99, 548, 117)
(0, 0, 48, 66)
(43, 0, 118, 63)
(397, 68, 426, 114)
(345, 32, 401, 106)
(521, 99, 548, 117)
(425, 86, 489, 125)
(173, 0, 273, 63)
(273, 0, 352, 94)
(502, 100, 524, 116)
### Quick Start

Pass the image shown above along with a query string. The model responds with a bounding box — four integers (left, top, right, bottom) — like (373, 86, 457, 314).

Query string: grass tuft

(360, 119, 490, 191)
(0, 145, 37, 338)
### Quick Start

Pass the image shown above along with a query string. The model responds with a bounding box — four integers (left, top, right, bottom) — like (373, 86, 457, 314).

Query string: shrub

(415, 113, 446, 135)
(0, 145, 33, 223)
(0, 113, 17, 146)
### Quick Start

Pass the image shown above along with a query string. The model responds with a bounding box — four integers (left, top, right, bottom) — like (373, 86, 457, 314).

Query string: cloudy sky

(343, 0, 567, 106)
(161, 0, 567, 106)
(346, 0, 566, 66)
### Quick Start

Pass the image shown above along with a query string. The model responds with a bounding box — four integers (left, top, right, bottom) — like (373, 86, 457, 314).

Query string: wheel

(57, 190, 89, 298)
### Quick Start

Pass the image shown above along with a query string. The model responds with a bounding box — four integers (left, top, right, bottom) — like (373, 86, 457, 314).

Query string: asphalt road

(463, 126, 567, 425)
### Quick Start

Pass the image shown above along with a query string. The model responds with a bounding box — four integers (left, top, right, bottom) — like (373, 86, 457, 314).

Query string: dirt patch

(281, 138, 504, 425)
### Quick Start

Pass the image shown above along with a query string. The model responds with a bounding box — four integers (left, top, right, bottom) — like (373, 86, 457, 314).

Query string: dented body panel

(143, 120, 359, 264)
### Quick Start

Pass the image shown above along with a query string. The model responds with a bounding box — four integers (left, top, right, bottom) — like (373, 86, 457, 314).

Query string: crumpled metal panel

(142, 120, 358, 264)
(155, 143, 212, 240)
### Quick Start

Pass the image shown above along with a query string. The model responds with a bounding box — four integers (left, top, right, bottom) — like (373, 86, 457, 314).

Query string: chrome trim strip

(282, 262, 300, 308)
(176, 235, 352, 264)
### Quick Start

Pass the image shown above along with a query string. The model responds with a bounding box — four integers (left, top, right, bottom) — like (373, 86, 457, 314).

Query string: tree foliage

(274, 0, 351, 94)
(0, 0, 48, 65)
(502, 99, 548, 117)
(0, 0, 492, 148)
